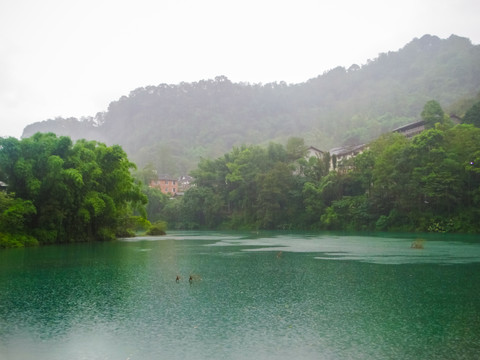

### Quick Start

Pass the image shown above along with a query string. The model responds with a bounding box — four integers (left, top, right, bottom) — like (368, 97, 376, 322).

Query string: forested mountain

(22, 34, 480, 175)
(155, 124, 480, 233)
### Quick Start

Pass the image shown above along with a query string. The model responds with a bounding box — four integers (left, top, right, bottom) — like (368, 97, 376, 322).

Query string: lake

(1, 231, 480, 359)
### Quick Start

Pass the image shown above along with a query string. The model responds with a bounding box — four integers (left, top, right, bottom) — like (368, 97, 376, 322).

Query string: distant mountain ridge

(22, 34, 480, 175)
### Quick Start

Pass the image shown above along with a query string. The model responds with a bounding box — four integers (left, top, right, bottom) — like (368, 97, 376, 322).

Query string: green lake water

(1, 231, 480, 359)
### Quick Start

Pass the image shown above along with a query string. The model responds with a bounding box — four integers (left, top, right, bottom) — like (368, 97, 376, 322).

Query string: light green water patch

(205, 232, 480, 265)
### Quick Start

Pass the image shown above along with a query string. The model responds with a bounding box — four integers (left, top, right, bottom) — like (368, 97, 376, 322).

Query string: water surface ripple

(1, 231, 479, 359)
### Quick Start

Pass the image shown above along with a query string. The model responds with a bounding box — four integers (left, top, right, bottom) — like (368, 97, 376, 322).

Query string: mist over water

(1, 232, 480, 359)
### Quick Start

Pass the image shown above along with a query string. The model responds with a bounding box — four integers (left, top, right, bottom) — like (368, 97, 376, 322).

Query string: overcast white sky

(1, 0, 480, 138)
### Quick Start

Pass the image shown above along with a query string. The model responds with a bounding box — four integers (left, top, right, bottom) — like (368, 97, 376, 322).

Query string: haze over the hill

(22, 35, 480, 175)
(2, 0, 480, 139)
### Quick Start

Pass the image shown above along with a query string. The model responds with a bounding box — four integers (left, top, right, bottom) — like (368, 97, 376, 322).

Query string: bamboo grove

(0, 133, 147, 248)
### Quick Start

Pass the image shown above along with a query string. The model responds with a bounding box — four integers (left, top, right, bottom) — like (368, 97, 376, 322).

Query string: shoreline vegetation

(0, 133, 150, 249)
(2, 99, 480, 249)
(143, 100, 480, 235)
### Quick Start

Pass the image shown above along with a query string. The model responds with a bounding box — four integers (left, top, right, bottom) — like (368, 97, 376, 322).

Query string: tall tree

(462, 101, 480, 127)
(421, 100, 445, 129)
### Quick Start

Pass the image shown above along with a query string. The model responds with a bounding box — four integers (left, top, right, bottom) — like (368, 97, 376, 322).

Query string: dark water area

(1, 231, 480, 359)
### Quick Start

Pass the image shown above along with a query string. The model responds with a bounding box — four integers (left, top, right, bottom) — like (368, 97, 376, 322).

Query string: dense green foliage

(0, 133, 147, 248)
(146, 220, 167, 236)
(421, 100, 446, 129)
(158, 122, 480, 233)
(9, 35, 480, 236)
(462, 100, 480, 127)
(23, 35, 480, 175)
(0, 192, 38, 248)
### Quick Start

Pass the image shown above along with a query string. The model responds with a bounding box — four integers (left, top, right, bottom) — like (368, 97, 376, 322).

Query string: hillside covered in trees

(152, 121, 480, 233)
(23, 34, 480, 175)
(3, 100, 479, 248)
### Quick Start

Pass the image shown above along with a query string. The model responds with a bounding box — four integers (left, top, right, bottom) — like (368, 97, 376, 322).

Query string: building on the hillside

(149, 177, 178, 196)
(308, 114, 462, 173)
(450, 114, 462, 125)
(393, 114, 462, 139)
(392, 120, 425, 138)
(295, 146, 328, 176)
(178, 175, 194, 194)
(149, 175, 194, 196)
(306, 146, 325, 159)
(0, 181, 7, 191)
(304, 144, 366, 172)
(329, 144, 367, 171)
